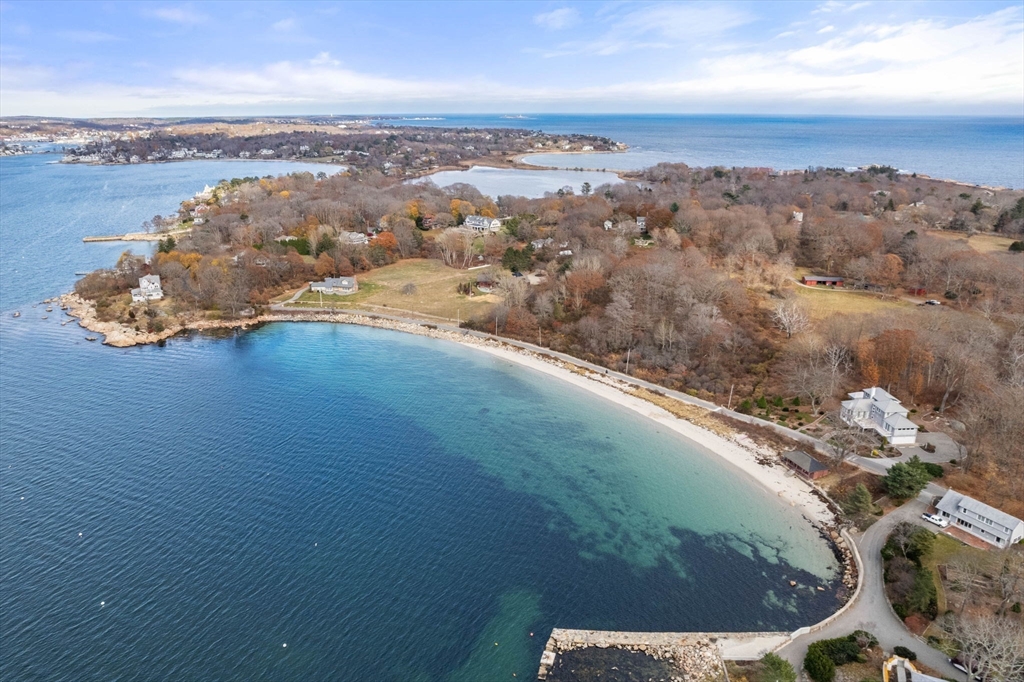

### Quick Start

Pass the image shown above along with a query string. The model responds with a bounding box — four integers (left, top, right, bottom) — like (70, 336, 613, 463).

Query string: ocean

(0, 155, 843, 680)
(386, 114, 1024, 189)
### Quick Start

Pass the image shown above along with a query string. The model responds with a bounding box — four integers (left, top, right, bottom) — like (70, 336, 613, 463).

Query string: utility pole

(625, 347, 631, 375)
(727, 384, 734, 410)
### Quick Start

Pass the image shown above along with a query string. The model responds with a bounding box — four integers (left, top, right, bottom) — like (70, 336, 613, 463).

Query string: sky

(1, 0, 1022, 117)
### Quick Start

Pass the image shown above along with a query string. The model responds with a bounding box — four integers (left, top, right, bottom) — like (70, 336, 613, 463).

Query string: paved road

(779, 493, 960, 679)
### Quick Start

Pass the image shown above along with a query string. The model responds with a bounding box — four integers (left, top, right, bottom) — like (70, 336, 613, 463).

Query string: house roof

(317, 277, 356, 288)
(804, 275, 844, 281)
(863, 387, 896, 402)
(937, 489, 1024, 534)
(886, 414, 918, 431)
(464, 215, 498, 228)
(139, 274, 161, 287)
(782, 450, 829, 474)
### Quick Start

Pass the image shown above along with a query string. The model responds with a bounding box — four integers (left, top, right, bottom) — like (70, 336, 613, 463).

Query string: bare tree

(941, 613, 1024, 682)
(771, 299, 810, 338)
(821, 412, 870, 471)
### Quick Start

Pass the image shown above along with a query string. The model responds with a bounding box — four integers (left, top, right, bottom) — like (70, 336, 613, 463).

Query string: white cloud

(534, 8, 580, 31)
(272, 18, 297, 32)
(540, 3, 753, 56)
(147, 6, 208, 25)
(814, 1, 871, 14)
(2, 7, 1020, 117)
(817, 25, 835, 34)
(57, 30, 118, 43)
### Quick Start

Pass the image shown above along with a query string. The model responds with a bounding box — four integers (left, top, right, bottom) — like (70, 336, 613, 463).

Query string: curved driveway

(779, 493, 959, 679)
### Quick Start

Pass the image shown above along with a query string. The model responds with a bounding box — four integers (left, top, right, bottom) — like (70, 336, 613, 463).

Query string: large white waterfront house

(935, 489, 1024, 548)
(840, 387, 918, 445)
(131, 274, 163, 303)
(463, 215, 501, 233)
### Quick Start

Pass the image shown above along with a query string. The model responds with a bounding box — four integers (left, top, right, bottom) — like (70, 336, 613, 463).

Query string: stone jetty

(538, 629, 728, 681)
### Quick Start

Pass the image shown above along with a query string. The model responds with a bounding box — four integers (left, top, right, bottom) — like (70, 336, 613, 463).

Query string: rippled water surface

(1, 155, 840, 681)
(392, 114, 1024, 189)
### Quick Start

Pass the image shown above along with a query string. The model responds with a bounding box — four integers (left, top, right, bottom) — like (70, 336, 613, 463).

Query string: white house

(310, 277, 358, 295)
(339, 231, 369, 245)
(840, 387, 918, 445)
(131, 274, 163, 303)
(463, 215, 501, 233)
(935, 489, 1024, 548)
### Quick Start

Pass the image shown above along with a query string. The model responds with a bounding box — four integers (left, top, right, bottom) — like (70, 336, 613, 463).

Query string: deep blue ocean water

(387, 114, 1024, 189)
(0, 155, 846, 679)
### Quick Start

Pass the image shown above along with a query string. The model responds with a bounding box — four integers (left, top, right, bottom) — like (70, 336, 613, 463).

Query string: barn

(802, 275, 844, 287)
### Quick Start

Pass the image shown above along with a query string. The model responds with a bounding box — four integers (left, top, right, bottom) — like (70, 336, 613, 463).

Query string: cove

(0, 319, 840, 681)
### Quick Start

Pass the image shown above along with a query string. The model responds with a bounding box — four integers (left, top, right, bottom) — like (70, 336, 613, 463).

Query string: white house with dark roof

(131, 274, 163, 303)
(463, 215, 501, 233)
(310, 277, 358, 295)
(840, 387, 918, 445)
(935, 489, 1024, 548)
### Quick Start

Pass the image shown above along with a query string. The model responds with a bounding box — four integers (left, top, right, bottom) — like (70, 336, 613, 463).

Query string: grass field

(785, 284, 915, 321)
(926, 230, 1018, 254)
(284, 259, 499, 322)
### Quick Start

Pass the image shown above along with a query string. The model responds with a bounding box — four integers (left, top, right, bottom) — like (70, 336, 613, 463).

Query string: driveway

(778, 493, 959, 679)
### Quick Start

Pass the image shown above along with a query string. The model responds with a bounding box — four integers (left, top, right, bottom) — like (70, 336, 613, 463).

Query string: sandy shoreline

(57, 292, 856, 596)
(58, 294, 838, 528)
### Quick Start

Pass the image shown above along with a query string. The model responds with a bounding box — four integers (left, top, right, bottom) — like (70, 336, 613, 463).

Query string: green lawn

(284, 259, 499, 322)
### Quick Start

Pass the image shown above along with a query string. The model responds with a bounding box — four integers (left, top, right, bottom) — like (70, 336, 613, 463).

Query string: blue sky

(1, 1, 1022, 117)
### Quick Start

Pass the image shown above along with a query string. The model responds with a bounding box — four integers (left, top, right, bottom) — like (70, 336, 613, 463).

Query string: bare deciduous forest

(77, 161, 1024, 513)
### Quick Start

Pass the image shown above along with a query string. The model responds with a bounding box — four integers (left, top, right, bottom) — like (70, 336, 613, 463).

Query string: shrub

(922, 462, 944, 478)
(758, 653, 796, 682)
(792, 397, 801, 406)
(773, 396, 785, 408)
(738, 399, 753, 414)
(893, 646, 917, 661)
(883, 462, 930, 499)
(1012, 602, 1021, 613)
(1009, 241, 1024, 252)
(804, 646, 835, 682)
(815, 636, 861, 665)
(757, 396, 769, 410)
(850, 630, 878, 649)
(842, 484, 874, 516)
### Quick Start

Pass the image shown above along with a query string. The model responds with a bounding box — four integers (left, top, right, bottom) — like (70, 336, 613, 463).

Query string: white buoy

(100, 601, 105, 607)
(79, 533, 83, 537)
(282, 643, 287, 648)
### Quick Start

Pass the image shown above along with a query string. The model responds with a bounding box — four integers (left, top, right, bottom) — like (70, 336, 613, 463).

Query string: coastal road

(778, 492, 960, 680)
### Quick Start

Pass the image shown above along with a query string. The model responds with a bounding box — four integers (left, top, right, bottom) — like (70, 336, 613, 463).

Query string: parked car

(950, 654, 985, 681)
(922, 513, 950, 528)
(925, 299, 942, 305)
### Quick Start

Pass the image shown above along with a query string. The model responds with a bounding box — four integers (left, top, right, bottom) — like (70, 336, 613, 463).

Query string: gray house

(935, 489, 1024, 548)
(310, 277, 358, 295)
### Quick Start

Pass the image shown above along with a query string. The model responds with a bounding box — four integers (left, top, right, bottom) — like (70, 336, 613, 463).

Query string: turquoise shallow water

(0, 320, 840, 680)
(1, 153, 840, 680)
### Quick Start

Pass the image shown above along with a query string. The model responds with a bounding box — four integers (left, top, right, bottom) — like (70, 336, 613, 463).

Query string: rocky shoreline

(539, 630, 726, 681)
